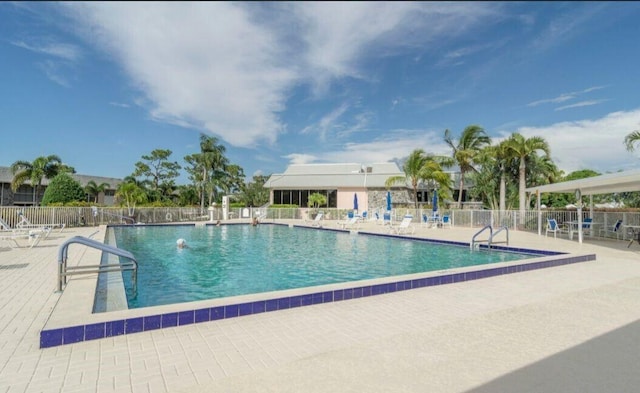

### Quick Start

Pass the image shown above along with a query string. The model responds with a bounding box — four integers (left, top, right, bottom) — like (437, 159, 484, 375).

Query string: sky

(2, 2, 640, 185)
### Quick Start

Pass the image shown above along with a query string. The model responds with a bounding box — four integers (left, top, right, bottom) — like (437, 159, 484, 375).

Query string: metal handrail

(471, 224, 493, 250)
(57, 236, 138, 293)
(488, 226, 509, 248)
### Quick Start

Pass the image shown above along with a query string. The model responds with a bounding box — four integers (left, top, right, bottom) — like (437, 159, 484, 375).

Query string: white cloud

(289, 110, 640, 176)
(555, 99, 607, 111)
(11, 39, 82, 86)
(283, 153, 318, 165)
(57, 2, 506, 149)
(289, 129, 451, 166)
(527, 85, 609, 109)
(300, 103, 350, 141)
(527, 93, 575, 107)
(37, 59, 71, 87)
(514, 109, 640, 173)
(11, 40, 82, 61)
(109, 102, 130, 108)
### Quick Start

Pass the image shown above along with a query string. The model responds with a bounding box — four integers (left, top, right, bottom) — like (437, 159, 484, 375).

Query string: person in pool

(176, 238, 188, 249)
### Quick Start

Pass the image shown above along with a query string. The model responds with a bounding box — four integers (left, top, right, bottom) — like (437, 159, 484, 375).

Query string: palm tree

(624, 130, 640, 151)
(10, 155, 63, 206)
(307, 192, 327, 216)
(115, 182, 148, 216)
(504, 133, 551, 219)
(444, 125, 491, 208)
(385, 149, 452, 209)
(185, 134, 229, 210)
(84, 180, 111, 203)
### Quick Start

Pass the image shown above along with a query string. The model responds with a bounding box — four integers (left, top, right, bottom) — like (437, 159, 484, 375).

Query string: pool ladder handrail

(471, 225, 510, 250)
(471, 224, 492, 250)
(57, 235, 138, 294)
(488, 226, 509, 249)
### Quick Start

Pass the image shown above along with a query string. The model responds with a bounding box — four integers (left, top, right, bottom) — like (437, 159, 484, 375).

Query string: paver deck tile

(1, 224, 640, 392)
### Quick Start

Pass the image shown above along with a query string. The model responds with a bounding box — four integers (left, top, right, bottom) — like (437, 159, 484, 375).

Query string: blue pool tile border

(40, 249, 595, 348)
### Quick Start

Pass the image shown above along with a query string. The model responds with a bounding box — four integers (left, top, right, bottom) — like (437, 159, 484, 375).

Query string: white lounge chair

(337, 216, 360, 230)
(1, 216, 51, 239)
(0, 229, 43, 249)
(389, 215, 415, 235)
(17, 212, 65, 233)
(305, 211, 324, 227)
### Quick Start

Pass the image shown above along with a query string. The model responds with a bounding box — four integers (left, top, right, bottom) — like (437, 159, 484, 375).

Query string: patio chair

(582, 218, 593, 236)
(383, 212, 391, 226)
(545, 218, 568, 238)
(599, 219, 623, 240)
(17, 212, 65, 233)
(305, 211, 324, 227)
(0, 230, 43, 249)
(1, 216, 52, 239)
(389, 215, 415, 235)
(337, 216, 360, 230)
(441, 215, 452, 229)
(421, 214, 431, 227)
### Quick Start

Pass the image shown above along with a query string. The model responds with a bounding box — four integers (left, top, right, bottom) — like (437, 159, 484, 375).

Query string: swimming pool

(40, 223, 596, 348)
(110, 224, 536, 310)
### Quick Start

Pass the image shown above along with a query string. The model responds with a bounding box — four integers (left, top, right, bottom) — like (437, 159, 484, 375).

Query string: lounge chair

(0, 229, 43, 249)
(17, 212, 65, 233)
(1, 216, 51, 239)
(337, 216, 360, 230)
(599, 219, 623, 240)
(383, 212, 391, 226)
(305, 211, 324, 227)
(545, 218, 569, 238)
(389, 215, 415, 235)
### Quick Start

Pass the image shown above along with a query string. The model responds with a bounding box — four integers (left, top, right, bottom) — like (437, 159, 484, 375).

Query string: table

(566, 221, 601, 240)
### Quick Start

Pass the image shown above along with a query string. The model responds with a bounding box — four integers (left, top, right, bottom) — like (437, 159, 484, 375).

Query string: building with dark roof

(0, 166, 123, 206)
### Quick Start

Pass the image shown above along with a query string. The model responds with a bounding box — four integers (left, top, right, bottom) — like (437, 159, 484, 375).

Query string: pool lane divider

(39, 223, 596, 348)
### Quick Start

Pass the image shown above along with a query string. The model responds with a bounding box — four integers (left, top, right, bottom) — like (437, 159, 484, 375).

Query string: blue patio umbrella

(386, 191, 392, 211)
(432, 190, 439, 214)
(353, 193, 359, 212)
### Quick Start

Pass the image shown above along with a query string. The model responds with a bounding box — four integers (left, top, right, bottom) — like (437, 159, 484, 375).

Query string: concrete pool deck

(1, 220, 640, 392)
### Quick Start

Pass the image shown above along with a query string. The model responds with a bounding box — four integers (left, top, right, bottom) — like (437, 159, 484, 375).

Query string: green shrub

(41, 173, 86, 206)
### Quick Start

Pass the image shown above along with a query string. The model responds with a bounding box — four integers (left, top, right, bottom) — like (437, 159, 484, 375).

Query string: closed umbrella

(432, 190, 439, 214)
(353, 193, 358, 212)
(386, 191, 392, 211)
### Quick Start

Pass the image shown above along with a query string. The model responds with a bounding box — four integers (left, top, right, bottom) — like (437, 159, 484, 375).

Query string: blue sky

(2, 2, 640, 184)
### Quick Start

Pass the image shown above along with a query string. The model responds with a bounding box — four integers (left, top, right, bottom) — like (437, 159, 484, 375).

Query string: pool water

(110, 224, 534, 310)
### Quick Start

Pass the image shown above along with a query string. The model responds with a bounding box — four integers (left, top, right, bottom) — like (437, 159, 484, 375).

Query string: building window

(273, 189, 337, 208)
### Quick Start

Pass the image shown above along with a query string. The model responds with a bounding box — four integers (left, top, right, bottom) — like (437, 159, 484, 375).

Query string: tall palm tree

(444, 125, 491, 208)
(185, 134, 229, 210)
(624, 130, 640, 151)
(10, 155, 63, 206)
(505, 133, 551, 218)
(84, 180, 111, 203)
(385, 149, 452, 209)
(115, 182, 148, 216)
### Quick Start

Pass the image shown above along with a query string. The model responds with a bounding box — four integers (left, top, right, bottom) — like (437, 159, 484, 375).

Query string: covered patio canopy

(526, 168, 640, 243)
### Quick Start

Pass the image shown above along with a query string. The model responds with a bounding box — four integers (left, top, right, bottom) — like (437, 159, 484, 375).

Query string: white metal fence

(1, 206, 637, 239)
